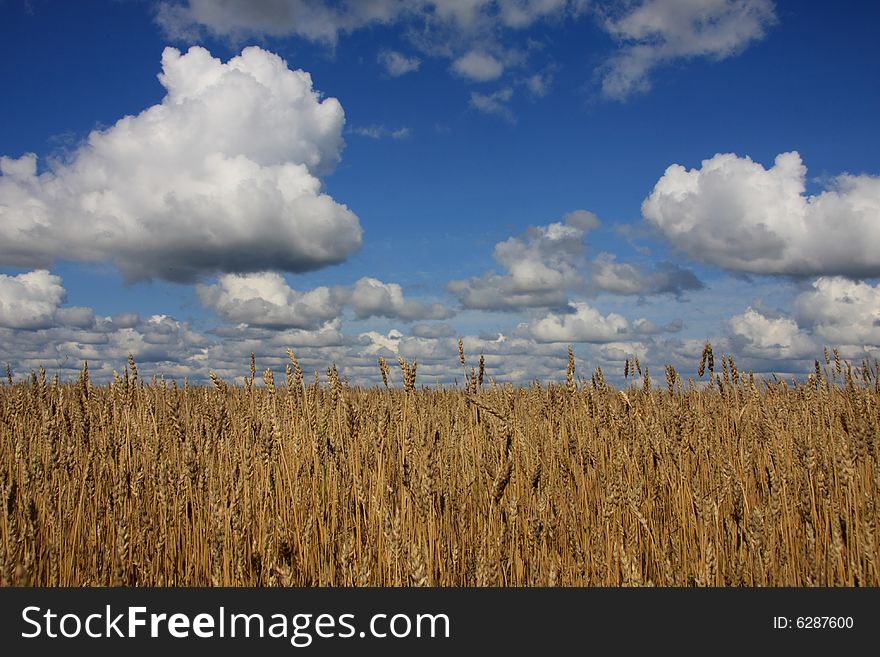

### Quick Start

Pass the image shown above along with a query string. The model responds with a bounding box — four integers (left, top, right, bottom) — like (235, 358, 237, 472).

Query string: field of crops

(1, 345, 878, 586)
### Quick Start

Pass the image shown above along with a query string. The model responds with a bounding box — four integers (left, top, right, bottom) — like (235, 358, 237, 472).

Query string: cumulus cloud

(728, 306, 816, 360)
(196, 272, 343, 329)
(0, 46, 362, 282)
(1, 309, 212, 383)
(643, 151, 880, 278)
(449, 210, 599, 310)
(0, 270, 67, 329)
(794, 277, 880, 347)
(348, 277, 452, 321)
(521, 301, 630, 343)
(378, 50, 421, 76)
(453, 50, 505, 81)
(358, 329, 404, 355)
(198, 273, 451, 327)
(599, 0, 777, 98)
(589, 253, 703, 297)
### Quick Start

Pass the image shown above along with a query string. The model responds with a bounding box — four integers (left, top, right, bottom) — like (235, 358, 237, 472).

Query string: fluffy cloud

(453, 50, 505, 81)
(728, 307, 816, 360)
(0, 46, 362, 282)
(794, 277, 880, 347)
(198, 273, 451, 327)
(197, 272, 342, 329)
(521, 301, 630, 343)
(348, 277, 451, 321)
(643, 151, 880, 278)
(599, 0, 777, 98)
(358, 329, 404, 356)
(590, 253, 703, 297)
(0, 270, 66, 329)
(449, 210, 599, 310)
(377, 50, 421, 76)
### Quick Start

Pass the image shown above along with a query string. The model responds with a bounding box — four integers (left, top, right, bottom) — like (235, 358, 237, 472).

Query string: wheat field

(1, 344, 878, 586)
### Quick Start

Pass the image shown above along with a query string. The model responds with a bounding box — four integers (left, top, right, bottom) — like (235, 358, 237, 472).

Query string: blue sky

(1, 0, 879, 385)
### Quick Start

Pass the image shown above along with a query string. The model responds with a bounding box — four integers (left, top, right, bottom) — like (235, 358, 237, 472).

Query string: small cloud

(449, 210, 598, 310)
(378, 50, 421, 76)
(0, 270, 66, 329)
(794, 277, 880, 346)
(411, 322, 456, 339)
(452, 50, 504, 82)
(728, 307, 816, 360)
(470, 87, 514, 121)
(524, 71, 552, 97)
(351, 125, 412, 140)
(521, 302, 629, 344)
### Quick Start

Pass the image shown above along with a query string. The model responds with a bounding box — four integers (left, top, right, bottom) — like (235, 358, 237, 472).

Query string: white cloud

(794, 277, 880, 347)
(453, 50, 505, 81)
(156, 2, 773, 101)
(0, 308, 212, 382)
(157, 1, 589, 96)
(599, 0, 777, 99)
(521, 301, 630, 343)
(197, 272, 343, 329)
(358, 329, 404, 355)
(348, 277, 452, 321)
(378, 50, 421, 76)
(642, 151, 880, 278)
(351, 125, 412, 140)
(449, 210, 598, 310)
(0, 46, 362, 282)
(199, 273, 451, 327)
(470, 88, 515, 120)
(0, 270, 66, 329)
(728, 306, 816, 359)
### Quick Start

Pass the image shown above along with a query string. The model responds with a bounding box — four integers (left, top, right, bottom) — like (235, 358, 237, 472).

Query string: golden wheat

(0, 348, 878, 586)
